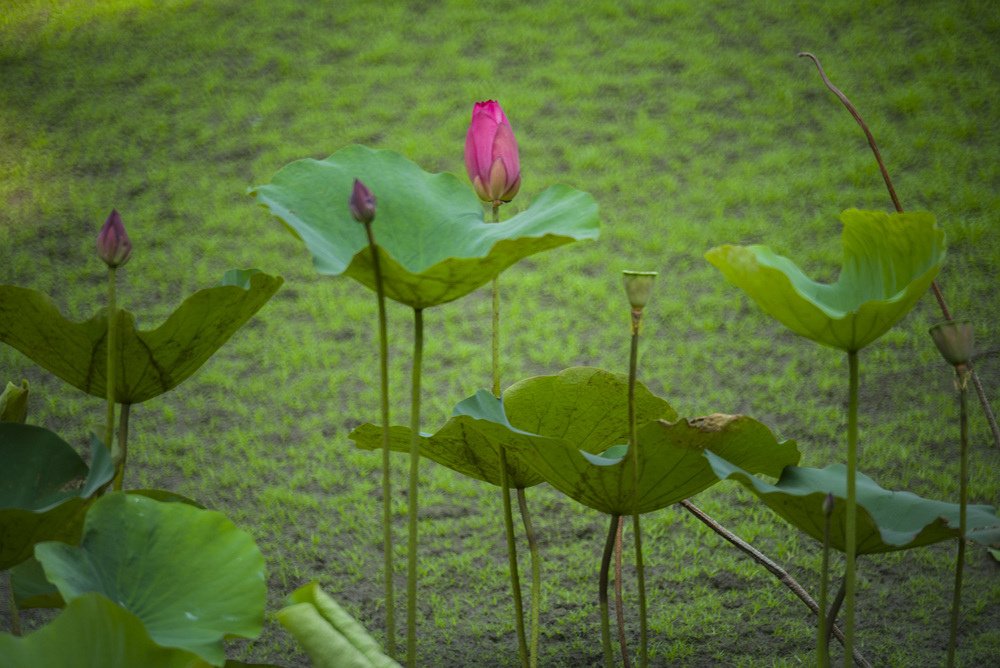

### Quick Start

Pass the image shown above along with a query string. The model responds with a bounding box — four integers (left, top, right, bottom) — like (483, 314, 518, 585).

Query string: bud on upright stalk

(96, 209, 133, 269)
(349, 178, 377, 225)
(623, 270, 658, 333)
(464, 100, 521, 205)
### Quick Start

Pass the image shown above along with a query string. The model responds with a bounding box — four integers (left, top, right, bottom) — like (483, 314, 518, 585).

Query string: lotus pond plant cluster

(2, 63, 999, 668)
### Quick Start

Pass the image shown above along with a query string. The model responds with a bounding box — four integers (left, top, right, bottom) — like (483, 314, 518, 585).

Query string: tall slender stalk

(7, 571, 20, 636)
(363, 221, 396, 658)
(947, 368, 970, 667)
(614, 517, 629, 668)
(111, 403, 131, 491)
(819, 494, 833, 667)
(844, 350, 859, 666)
(627, 307, 648, 668)
(600, 513, 620, 668)
(406, 308, 424, 668)
(517, 488, 541, 668)
(491, 201, 530, 667)
(798, 51, 1000, 450)
(105, 267, 118, 472)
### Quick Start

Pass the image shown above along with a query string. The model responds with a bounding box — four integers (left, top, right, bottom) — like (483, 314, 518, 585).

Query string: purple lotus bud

(464, 100, 521, 204)
(349, 178, 377, 224)
(96, 209, 132, 268)
(823, 492, 835, 517)
(928, 319, 974, 369)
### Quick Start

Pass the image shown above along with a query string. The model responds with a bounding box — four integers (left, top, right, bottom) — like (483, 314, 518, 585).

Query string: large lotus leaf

(350, 367, 676, 489)
(251, 145, 599, 309)
(0, 593, 212, 668)
(0, 271, 283, 403)
(503, 412, 800, 515)
(705, 451, 1000, 554)
(277, 582, 400, 668)
(0, 425, 113, 569)
(705, 210, 946, 352)
(34, 492, 266, 666)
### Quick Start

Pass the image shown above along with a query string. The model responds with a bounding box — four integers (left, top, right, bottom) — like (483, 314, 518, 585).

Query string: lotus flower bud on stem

(349, 178, 377, 225)
(464, 100, 521, 205)
(823, 492, 835, 517)
(929, 320, 974, 377)
(623, 270, 657, 333)
(96, 209, 132, 268)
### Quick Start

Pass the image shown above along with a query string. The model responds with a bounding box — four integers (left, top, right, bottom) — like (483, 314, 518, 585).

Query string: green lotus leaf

(0, 379, 29, 422)
(350, 367, 676, 489)
(277, 582, 400, 668)
(705, 210, 946, 352)
(0, 593, 212, 668)
(0, 425, 113, 570)
(504, 412, 800, 515)
(251, 145, 599, 309)
(705, 451, 1000, 553)
(34, 492, 266, 666)
(0, 271, 283, 403)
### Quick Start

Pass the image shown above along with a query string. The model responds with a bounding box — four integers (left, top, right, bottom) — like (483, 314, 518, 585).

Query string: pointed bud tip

(822, 492, 835, 517)
(622, 270, 658, 309)
(349, 178, 377, 224)
(96, 208, 132, 268)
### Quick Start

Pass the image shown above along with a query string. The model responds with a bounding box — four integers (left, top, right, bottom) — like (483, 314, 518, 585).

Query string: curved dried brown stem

(798, 51, 1000, 450)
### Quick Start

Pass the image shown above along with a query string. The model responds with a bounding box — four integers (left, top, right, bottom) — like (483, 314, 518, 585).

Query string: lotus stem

(819, 497, 832, 667)
(500, 449, 529, 667)
(614, 517, 630, 668)
(363, 222, 396, 658)
(826, 576, 848, 650)
(517, 487, 541, 668)
(798, 51, 1000, 450)
(105, 267, 117, 476)
(627, 307, 648, 667)
(678, 500, 871, 667)
(111, 403, 131, 491)
(7, 572, 20, 636)
(844, 349, 859, 667)
(947, 367, 970, 667)
(600, 513, 620, 668)
(490, 202, 528, 667)
(406, 307, 424, 667)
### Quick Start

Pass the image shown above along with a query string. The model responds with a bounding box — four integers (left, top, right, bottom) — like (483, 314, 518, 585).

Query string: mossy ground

(1, 1, 998, 665)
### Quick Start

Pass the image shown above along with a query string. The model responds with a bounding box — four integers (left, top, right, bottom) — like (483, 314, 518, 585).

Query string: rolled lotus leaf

(252, 145, 599, 309)
(705, 209, 946, 352)
(0, 424, 112, 570)
(705, 451, 1000, 553)
(0, 270, 282, 403)
(277, 582, 400, 668)
(0, 593, 209, 668)
(34, 492, 266, 666)
(0, 379, 29, 422)
(351, 367, 676, 489)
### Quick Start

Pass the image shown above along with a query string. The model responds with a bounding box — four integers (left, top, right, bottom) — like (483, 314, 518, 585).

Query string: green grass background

(2, 0, 998, 665)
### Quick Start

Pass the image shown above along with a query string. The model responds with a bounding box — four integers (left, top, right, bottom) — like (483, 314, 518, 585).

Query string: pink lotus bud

(349, 178, 377, 224)
(96, 209, 132, 268)
(464, 100, 521, 204)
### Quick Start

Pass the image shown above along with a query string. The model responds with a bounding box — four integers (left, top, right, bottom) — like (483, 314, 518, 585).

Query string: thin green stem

(500, 449, 529, 667)
(614, 518, 629, 668)
(516, 488, 541, 668)
(111, 403, 130, 491)
(819, 501, 832, 667)
(600, 513, 620, 668)
(105, 267, 117, 465)
(364, 223, 396, 658)
(7, 571, 21, 636)
(406, 308, 423, 668)
(844, 350, 859, 667)
(628, 309, 647, 668)
(491, 203, 500, 396)
(947, 370, 969, 667)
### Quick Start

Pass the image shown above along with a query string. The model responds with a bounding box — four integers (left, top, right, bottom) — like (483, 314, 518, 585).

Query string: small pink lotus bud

(349, 178, 376, 224)
(96, 209, 132, 268)
(464, 100, 521, 204)
(823, 492, 835, 517)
